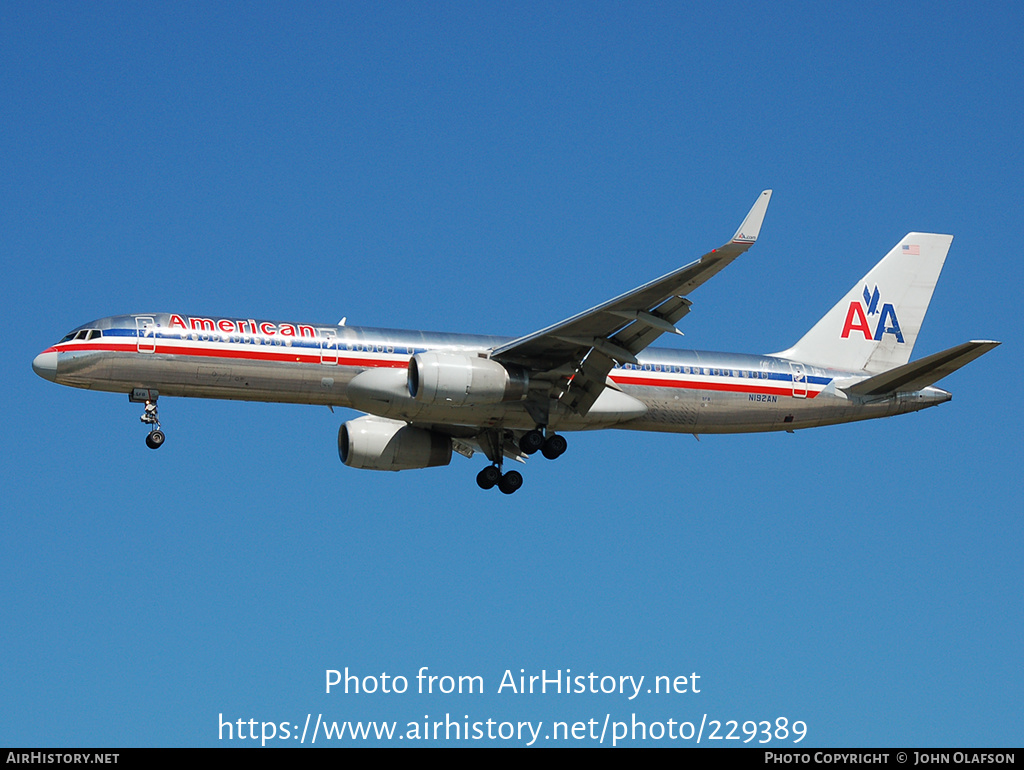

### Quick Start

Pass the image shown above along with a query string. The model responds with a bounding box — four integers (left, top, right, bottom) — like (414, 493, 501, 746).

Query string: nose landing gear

(141, 401, 165, 449)
(130, 388, 166, 450)
(144, 425, 165, 449)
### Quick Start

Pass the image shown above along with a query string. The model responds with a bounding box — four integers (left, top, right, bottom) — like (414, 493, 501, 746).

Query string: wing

(491, 189, 772, 415)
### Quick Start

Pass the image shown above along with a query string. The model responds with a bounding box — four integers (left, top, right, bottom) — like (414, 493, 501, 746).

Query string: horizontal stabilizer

(844, 341, 1000, 397)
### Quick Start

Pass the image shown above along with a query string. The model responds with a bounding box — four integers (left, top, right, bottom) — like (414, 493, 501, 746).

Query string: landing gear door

(136, 316, 157, 353)
(789, 362, 808, 398)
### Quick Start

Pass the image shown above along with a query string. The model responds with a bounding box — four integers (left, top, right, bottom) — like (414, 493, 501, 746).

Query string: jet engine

(407, 351, 528, 406)
(339, 416, 452, 471)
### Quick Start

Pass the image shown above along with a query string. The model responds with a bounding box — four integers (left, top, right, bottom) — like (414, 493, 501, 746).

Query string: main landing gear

(518, 429, 567, 460)
(476, 465, 523, 495)
(476, 428, 567, 494)
(130, 389, 165, 449)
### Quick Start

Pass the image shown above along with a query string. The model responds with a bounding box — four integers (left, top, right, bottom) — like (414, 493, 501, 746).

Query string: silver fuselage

(36, 313, 951, 435)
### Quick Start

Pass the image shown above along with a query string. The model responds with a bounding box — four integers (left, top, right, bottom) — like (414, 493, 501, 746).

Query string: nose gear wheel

(138, 397, 166, 450)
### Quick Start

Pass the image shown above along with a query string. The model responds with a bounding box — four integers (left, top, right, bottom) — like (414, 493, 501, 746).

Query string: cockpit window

(61, 329, 102, 343)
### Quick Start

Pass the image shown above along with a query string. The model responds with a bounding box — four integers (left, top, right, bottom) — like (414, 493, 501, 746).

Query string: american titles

(168, 314, 316, 338)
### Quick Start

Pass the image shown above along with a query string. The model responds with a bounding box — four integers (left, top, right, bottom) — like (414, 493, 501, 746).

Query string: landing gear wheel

(498, 470, 523, 495)
(137, 396, 164, 449)
(519, 429, 545, 455)
(541, 433, 567, 460)
(476, 465, 501, 490)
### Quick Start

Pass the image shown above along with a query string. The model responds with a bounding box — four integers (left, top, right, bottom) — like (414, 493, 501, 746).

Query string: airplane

(32, 190, 999, 494)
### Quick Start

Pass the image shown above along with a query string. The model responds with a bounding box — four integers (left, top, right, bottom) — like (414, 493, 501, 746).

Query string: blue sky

(2, 2, 1021, 747)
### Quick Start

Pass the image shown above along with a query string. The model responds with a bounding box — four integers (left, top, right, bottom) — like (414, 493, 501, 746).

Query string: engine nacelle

(339, 416, 452, 471)
(407, 351, 528, 406)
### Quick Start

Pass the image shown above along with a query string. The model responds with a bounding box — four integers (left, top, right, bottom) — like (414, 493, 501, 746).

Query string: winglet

(731, 189, 773, 244)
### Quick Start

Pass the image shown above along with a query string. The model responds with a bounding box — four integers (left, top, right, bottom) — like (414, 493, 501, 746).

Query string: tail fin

(773, 233, 952, 373)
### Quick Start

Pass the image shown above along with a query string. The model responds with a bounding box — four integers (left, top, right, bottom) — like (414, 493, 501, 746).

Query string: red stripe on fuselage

(610, 374, 820, 398)
(55, 341, 819, 399)
(54, 341, 407, 369)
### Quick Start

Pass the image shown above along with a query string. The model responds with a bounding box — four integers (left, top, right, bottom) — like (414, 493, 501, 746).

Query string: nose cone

(32, 349, 58, 382)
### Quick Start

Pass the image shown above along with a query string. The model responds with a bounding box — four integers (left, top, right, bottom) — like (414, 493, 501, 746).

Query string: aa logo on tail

(841, 285, 904, 342)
